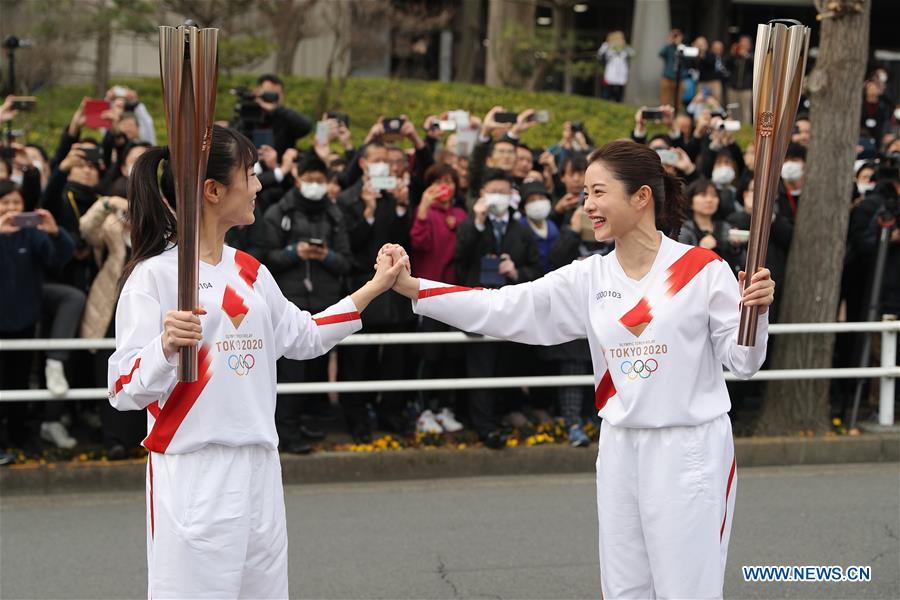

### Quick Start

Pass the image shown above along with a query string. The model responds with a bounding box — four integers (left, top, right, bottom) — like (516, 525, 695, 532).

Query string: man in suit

(454, 170, 541, 447)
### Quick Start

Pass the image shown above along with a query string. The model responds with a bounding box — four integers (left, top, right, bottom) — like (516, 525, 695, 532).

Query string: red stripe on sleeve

(418, 285, 483, 299)
(720, 456, 737, 540)
(143, 345, 213, 453)
(313, 311, 361, 326)
(114, 358, 142, 395)
(594, 370, 617, 411)
(665, 247, 721, 297)
(147, 401, 160, 419)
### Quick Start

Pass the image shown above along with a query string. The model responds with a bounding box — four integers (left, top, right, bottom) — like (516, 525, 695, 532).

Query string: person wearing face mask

(338, 140, 417, 441)
(678, 178, 741, 273)
(854, 162, 877, 200)
(519, 181, 560, 273)
(262, 154, 352, 452)
(453, 170, 541, 448)
(777, 143, 806, 225)
(728, 178, 793, 322)
(709, 151, 740, 218)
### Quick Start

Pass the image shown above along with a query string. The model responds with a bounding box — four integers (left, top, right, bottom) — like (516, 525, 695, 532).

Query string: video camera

(230, 87, 279, 128)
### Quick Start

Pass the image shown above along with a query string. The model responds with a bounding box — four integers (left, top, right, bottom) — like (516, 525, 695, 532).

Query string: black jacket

(235, 105, 312, 158)
(678, 219, 742, 274)
(454, 216, 541, 288)
(727, 53, 754, 90)
(338, 180, 412, 326)
(261, 189, 351, 313)
(0, 228, 74, 332)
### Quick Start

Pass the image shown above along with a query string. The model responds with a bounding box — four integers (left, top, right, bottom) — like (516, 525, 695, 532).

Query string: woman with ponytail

(108, 125, 407, 599)
(381, 139, 775, 599)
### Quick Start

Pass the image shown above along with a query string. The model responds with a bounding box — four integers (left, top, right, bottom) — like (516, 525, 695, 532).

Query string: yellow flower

(832, 417, 842, 427)
(78, 453, 88, 462)
(457, 443, 467, 450)
(506, 438, 519, 448)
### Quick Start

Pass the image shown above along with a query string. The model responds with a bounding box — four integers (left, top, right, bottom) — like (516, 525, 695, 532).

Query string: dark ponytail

(587, 140, 688, 239)
(119, 125, 257, 291)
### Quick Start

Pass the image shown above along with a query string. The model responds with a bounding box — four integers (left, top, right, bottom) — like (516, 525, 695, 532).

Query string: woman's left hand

(739, 268, 775, 315)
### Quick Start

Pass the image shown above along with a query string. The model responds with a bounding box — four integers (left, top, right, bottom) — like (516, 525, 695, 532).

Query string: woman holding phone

(382, 140, 774, 599)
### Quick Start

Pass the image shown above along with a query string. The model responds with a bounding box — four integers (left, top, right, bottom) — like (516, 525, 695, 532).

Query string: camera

(230, 87, 278, 129)
(2, 36, 34, 51)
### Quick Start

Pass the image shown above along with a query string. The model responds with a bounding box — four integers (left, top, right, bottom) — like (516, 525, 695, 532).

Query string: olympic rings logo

(228, 354, 256, 376)
(620, 358, 659, 380)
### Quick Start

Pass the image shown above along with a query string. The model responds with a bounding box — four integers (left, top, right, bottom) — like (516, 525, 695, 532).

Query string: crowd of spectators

(1, 62, 898, 462)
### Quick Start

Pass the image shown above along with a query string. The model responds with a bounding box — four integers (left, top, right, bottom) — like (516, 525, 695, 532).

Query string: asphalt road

(1, 463, 898, 599)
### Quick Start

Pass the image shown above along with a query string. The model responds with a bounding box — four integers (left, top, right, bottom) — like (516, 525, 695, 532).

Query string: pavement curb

(2, 433, 898, 496)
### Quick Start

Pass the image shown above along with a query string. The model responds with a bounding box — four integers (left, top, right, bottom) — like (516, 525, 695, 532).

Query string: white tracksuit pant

(596, 413, 737, 600)
(146, 444, 288, 599)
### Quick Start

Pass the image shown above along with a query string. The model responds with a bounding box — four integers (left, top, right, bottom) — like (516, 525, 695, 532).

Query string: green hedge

(15, 76, 750, 153)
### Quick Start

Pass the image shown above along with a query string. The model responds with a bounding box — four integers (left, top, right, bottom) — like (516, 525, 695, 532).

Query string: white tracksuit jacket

(108, 245, 362, 454)
(412, 234, 768, 426)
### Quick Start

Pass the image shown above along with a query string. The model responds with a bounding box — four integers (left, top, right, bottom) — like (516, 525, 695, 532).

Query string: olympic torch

(159, 24, 219, 380)
(738, 20, 810, 346)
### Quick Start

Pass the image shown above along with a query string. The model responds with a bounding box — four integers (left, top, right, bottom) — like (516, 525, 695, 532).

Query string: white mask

(711, 166, 735, 186)
(781, 161, 804, 182)
(484, 193, 511, 216)
(9, 173, 23, 185)
(300, 181, 328, 201)
(32, 160, 44, 173)
(524, 199, 551, 222)
(857, 182, 875, 194)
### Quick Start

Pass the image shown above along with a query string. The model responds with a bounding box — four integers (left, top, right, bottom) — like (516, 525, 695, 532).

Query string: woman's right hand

(162, 308, 206, 361)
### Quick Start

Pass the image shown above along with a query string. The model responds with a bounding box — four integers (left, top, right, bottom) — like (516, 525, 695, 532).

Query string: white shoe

(45, 359, 69, 398)
(416, 410, 444, 435)
(435, 407, 463, 433)
(40, 421, 77, 449)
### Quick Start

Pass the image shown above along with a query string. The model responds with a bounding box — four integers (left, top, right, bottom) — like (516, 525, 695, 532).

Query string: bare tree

(91, 0, 158, 95)
(757, 0, 872, 435)
(258, 0, 319, 76)
(161, 0, 253, 28)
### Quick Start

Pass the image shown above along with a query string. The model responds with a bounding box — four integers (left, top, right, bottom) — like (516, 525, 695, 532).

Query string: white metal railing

(0, 319, 897, 426)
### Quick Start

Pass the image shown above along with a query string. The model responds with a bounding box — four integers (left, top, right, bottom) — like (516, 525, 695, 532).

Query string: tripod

(848, 200, 898, 430)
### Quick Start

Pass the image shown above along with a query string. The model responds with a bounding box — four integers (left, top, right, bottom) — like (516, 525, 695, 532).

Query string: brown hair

(587, 140, 688, 238)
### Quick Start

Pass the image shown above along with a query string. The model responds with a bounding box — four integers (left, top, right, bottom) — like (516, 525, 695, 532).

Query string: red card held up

(84, 99, 112, 130)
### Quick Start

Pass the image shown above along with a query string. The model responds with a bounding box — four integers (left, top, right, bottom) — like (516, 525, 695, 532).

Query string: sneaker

(416, 410, 444, 435)
(569, 424, 590, 448)
(435, 407, 463, 433)
(0, 450, 15, 466)
(45, 359, 69, 398)
(40, 421, 77, 449)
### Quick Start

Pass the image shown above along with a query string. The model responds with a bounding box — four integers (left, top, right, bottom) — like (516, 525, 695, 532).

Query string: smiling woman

(381, 138, 777, 599)
(107, 124, 409, 598)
